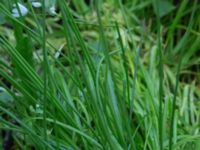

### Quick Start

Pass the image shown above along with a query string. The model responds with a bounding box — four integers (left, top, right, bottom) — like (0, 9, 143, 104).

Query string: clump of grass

(0, 0, 200, 149)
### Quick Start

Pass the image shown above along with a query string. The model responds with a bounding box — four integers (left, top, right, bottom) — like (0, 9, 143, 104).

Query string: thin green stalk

(42, 0, 48, 147)
(117, 0, 141, 129)
(168, 50, 182, 150)
(115, 21, 135, 148)
(95, 1, 126, 148)
(169, 1, 197, 149)
(154, 1, 164, 149)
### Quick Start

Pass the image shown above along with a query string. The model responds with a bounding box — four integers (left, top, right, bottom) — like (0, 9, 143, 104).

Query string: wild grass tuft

(0, 0, 200, 149)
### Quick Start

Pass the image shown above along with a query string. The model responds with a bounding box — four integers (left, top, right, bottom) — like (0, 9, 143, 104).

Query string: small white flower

(12, 3, 28, 18)
(54, 43, 65, 58)
(31, 1, 42, 8)
(49, 6, 56, 15)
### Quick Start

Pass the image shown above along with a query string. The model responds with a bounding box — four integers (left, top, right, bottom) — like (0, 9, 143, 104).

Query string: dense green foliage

(0, 0, 200, 149)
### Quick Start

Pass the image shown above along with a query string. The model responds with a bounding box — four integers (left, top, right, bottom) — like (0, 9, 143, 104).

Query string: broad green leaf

(0, 13, 6, 24)
(0, 87, 13, 105)
(154, 0, 175, 17)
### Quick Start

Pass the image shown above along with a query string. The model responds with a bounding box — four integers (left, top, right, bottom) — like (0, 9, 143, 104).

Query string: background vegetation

(0, 0, 200, 149)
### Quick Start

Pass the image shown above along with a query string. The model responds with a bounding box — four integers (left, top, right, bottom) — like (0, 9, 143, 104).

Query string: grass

(0, 0, 200, 149)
